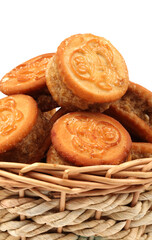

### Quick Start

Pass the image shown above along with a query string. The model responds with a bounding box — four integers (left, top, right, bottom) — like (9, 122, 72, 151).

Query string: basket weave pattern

(1, 159, 152, 240)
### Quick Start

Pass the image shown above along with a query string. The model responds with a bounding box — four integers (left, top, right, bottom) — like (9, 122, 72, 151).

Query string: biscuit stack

(0, 33, 152, 166)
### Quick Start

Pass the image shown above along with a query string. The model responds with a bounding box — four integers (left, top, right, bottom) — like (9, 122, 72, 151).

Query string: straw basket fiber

(1, 158, 152, 240)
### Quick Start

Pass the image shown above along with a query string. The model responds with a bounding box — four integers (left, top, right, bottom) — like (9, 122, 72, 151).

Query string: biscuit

(47, 145, 72, 165)
(131, 142, 152, 160)
(51, 112, 132, 166)
(0, 53, 57, 111)
(36, 93, 58, 112)
(46, 108, 71, 165)
(46, 34, 129, 110)
(106, 81, 152, 142)
(0, 95, 52, 163)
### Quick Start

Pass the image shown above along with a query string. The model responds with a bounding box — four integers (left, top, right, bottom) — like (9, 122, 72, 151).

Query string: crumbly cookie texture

(46, 56, 111, 111)
(56, 34, 129, 103)
(113, 85, 152, 126)
(36, 94, 58, 112)
(0, 110, 51, 163)
(47, 145, 72, 165)
(131, 142, 152, 160)
(106, 82, 152, 142)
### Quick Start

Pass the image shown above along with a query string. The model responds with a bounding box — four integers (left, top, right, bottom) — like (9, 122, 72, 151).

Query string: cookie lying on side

(105, 81, 152, 142)
(47, 111, 132, 166)
(0, 95, 54, 163)
(46, 33, 129, 111)
(0, 53, 58, 112)
(131, 142, 152, 160)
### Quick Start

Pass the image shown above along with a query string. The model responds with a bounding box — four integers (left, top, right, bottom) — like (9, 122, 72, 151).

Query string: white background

(0, 0, 152, 99)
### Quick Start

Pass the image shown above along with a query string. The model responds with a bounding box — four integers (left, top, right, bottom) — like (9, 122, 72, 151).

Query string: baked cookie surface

(46, 34, 129, 110)
(57, 34, 128, 102)
(51, 112, 132, 166)
(0, 94, 38, 153)
(0, 53, 54, 95)
(0, 95, 54, 163)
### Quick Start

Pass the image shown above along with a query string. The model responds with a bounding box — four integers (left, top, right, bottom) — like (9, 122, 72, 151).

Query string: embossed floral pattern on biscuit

(70, 39, 120, 90)
(2, 57, 50, 83)
(0, 98, 23, 135)
(66, 114, 120, 158)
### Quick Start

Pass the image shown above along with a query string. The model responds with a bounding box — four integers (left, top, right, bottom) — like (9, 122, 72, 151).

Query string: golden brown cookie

(0, 53, 57, 111)
(46, 108, 72, 165)
(46, 34, 129, 110)
(0, 95, 52, 163)
(47, 145, 72, 165)
(51, 112, 132, 166)
(106, 81, 152, 142)
(131, 142, 152, 160)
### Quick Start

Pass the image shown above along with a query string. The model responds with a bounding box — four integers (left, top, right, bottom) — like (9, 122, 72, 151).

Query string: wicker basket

(1, 159, 152, 240)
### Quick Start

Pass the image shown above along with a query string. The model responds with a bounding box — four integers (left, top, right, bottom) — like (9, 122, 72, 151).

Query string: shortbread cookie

(106, 81, 152, 142)
(47, 145, 71, 165)
(46, 33, 129, 110)
(131, 142, 152, 160)
(0, 95, 52, 163)
(50, 112, 132, 166)
(0, 53, 57, 111)
(47, 108, 72, 165)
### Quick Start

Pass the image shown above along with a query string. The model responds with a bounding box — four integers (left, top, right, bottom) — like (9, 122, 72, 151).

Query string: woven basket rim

(1, 158, 152, 240)
(0, 158, 152, 196)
